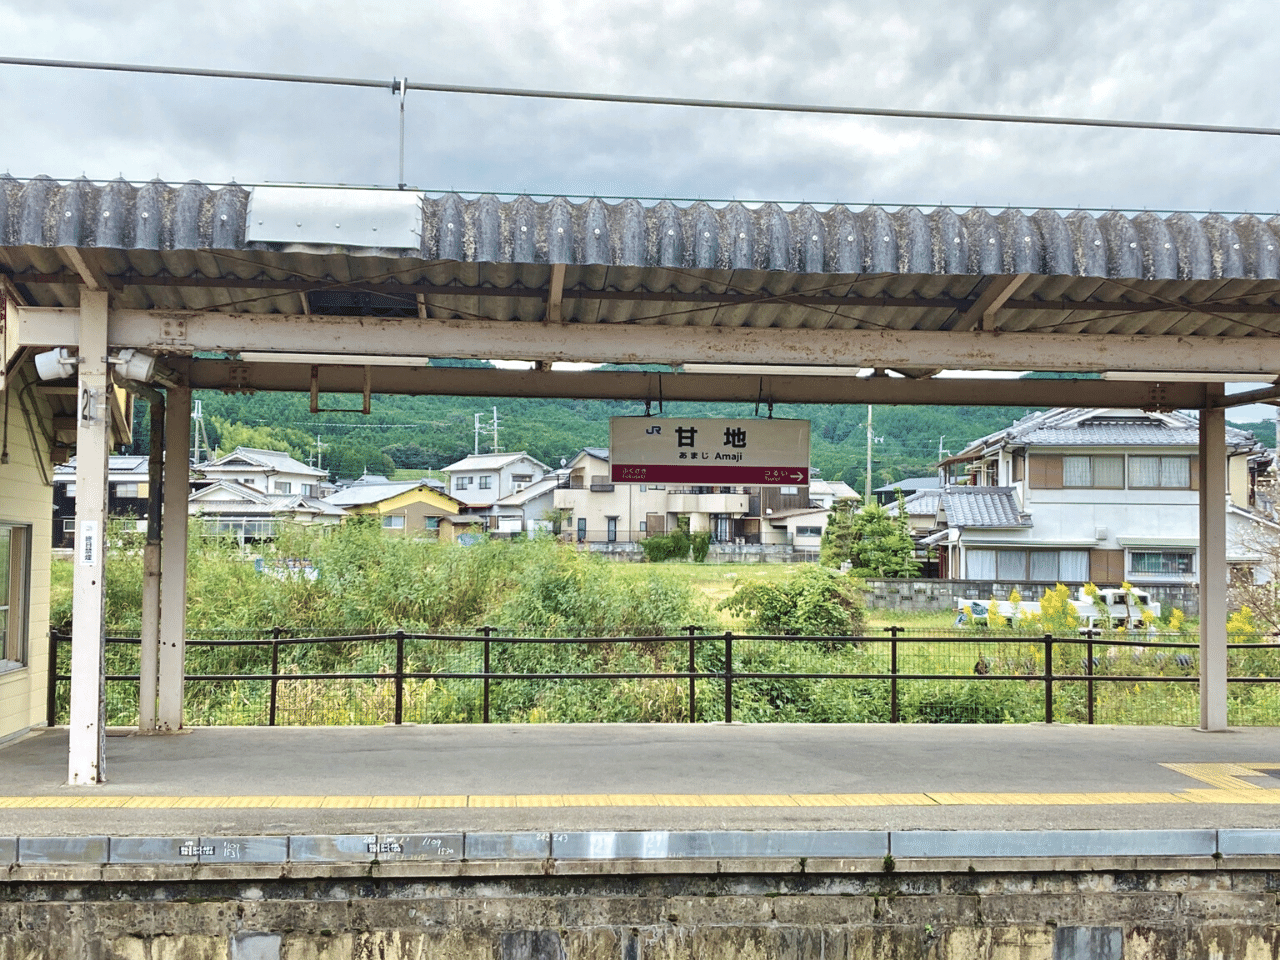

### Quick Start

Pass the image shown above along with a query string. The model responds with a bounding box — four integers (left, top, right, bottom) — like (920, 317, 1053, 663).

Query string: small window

(455, 477, 472, 490)
(479, 476, 493, 490)
(425, 517, 440, 530)
(301, 484, 315, 497)
(607, 517, 618, 542)
(796, 526, 823, 537)
(1130, 550, 1194, 575)
(512, 474, 533, 483)
(780, 486, 799, 496)
(639, 521, 647, 532)
(64, 482, 76, 497)
(275, 481, 292, 494)
(62, 519, 76, 533)
(382, 515, 406, 530)
(1, 524, 31, 669)
(113, 482, 139, 498)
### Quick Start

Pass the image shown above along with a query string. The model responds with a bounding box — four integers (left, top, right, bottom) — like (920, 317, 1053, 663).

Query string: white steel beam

(1199, 392, 1229, 732)
(158, 384, 191, 732)
(189, 360, 1208, 409)
(68, 290, 110, 785)
(14, 306, 1280, 377)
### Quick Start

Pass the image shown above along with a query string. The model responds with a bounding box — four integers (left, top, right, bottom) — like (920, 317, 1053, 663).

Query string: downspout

(119, 379, 164, 733)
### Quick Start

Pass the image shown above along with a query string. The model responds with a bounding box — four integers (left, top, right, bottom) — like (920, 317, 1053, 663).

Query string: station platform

(1, 722, 1278, 839)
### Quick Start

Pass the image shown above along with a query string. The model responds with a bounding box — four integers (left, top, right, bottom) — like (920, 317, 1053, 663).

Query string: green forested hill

(127, 366, 1276, 489)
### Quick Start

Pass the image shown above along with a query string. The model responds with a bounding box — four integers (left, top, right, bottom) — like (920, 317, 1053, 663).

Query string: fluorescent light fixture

(1102, 371, 1276, 383)
(681, 364, 872, 377)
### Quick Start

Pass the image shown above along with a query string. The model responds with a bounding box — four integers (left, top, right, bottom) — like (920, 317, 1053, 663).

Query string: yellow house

(322, 476, 473, 540)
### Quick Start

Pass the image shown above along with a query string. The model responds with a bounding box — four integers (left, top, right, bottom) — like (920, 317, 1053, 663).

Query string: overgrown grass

(47, 529, 1277, 726)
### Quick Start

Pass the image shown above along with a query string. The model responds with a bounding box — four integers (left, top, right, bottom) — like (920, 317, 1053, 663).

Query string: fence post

(885, 626, 901, 723)
(268, 626, 282, 726)
(46, 630, 60, 728)
(1044, 634, 1054, 724)
(684, 625, 698, 723)
(394, 630, 405, 726)
(482, 626, 493, 724)
(1086, 630, 1097, 725)
(723, 632, 734, 724)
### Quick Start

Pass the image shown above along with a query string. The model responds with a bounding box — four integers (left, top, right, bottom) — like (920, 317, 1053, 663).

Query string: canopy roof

(5, 176, 1279, 409)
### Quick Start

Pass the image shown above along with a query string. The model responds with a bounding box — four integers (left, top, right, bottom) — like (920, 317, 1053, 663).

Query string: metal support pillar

(68, 290, 109, 785)
(158, 384, 191, 731)
(1199, 389, 1229, 731)
(136, 387, 164, 732)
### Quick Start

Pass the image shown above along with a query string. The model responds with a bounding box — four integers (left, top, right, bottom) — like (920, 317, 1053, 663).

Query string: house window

(796, 526, 823, 537)
(275, 481, 292, 494)
(1063, 455, 1124, 489)
(455, 477, 472, 490)
(479, 476, 493, 490)
(64, 482, 76, 498)
(62, 519, 76, 534)
(968, 548, 1091, 583)
(1129, 456, 1191, 489)
(0, 524, 31, 669)
(382, 515, 406, 530)
(113, 482, 140, 498)
(512, 474, 533, 483)
(639, 521, 647, 532)
(301, 484, 315, 497)
(425, 517, 440, 530)
(577, 517, 586, 542)
(1130, 550, 1194, 576)
(607, 517, 618, 542)
(780, 486, 799, 496)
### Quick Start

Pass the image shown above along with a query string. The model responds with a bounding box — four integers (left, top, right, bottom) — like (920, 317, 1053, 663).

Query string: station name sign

(610, 417, 810, 485)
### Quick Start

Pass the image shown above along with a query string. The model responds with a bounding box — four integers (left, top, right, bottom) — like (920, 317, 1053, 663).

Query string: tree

(208, 418, 315, 463)
(717, 565, 866, 636)
(819, 495, 921, 578)
(325, 442, 396, 480)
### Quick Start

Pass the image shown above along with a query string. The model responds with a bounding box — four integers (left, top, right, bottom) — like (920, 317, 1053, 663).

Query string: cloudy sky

(3, 0, 1278, 217)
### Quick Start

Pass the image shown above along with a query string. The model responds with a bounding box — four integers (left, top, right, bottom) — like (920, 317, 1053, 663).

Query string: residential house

(441, 452, 550, 510)
(925, 407, 1271, 589)
(52, 456, 153, 549)
(197, 446, 328, 498)
(873, 476, 940, 506)
(489, 471, 566, 537)
(322, 475, 471, 539)
(553, 447, 826, 555)
(809, 478, 859, 509)
(188, 480, 346, 542)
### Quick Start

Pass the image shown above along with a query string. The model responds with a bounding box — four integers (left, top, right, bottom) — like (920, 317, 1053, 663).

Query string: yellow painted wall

(0, 363, 52, 742)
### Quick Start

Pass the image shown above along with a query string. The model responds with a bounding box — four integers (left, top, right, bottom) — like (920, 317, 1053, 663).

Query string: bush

(717, 565, 866, 636)
(691, 531, 711, 563)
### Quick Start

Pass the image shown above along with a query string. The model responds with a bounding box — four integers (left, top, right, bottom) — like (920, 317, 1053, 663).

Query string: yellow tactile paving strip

(0, 763, 1273, 810)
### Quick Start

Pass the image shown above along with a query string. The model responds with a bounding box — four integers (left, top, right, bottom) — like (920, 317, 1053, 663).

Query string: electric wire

(4, 56, 1280, 139)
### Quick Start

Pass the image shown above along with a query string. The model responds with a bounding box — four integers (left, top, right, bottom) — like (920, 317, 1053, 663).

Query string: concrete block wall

(864, 579, 1201, 618)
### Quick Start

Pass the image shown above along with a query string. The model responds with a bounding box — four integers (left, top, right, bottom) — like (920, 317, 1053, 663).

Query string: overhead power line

(3, 56, 1280, 139)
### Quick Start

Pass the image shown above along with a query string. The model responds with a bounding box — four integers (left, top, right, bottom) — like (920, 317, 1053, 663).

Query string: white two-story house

(926, 407, 1271, 588)
(441, 452, 551, 511)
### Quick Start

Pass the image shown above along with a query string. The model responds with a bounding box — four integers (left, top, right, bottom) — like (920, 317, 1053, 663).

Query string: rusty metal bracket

(310, 364, 372, 414)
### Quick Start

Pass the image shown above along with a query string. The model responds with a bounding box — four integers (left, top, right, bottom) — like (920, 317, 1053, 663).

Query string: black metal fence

(48, 627, 1280, 728)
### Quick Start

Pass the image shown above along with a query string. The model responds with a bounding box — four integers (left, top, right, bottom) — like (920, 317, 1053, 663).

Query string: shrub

(717, 565, 866, 636)
(691, 531, 711, 563)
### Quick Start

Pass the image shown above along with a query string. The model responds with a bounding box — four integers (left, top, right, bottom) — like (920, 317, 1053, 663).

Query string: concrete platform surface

(0, 723, 1277, 835)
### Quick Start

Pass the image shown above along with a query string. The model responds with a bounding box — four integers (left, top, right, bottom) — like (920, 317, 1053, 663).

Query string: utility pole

(865, 405, 873, 505)
(491, 405, 501, 453)
(474, 413, 481, 456)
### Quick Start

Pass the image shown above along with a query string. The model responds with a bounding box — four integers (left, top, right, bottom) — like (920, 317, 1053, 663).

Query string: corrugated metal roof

(938, 486, 1030, 528)
(4, 177, 1280, 346)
